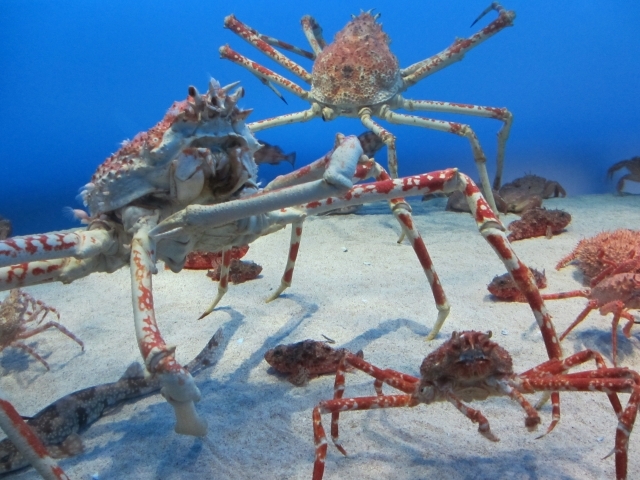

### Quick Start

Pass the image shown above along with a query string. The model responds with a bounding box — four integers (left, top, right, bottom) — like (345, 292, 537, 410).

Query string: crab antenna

(470, 2, 500, 27)
(255, 74, 288, 104)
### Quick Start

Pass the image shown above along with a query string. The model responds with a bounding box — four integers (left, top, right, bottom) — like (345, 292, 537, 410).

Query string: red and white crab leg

(0, 395, 69, 480)
(129, 217, 207, 437)
(301, 15, 326, 55)
(223, 15, 312, 83)
(397, 98, 513, 189)
(0, 229, 116, 269)
(401, 3, 516, 88)
(219, 45, 311, 102)
(294, 169, 562, 359)
(368, 107, 499, 215)
(198, 248, 233, 318)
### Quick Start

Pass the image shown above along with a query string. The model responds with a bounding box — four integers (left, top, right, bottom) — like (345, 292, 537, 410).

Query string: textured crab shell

(82, 81, 260, 216)
(311, 12, 402, 108)
(591, 273, 640, 309)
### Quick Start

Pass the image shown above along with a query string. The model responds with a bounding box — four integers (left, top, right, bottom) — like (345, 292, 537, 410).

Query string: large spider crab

(0, 78, 558, 448)
(312, 330, 640, 480)
(219, 3, 516, 214)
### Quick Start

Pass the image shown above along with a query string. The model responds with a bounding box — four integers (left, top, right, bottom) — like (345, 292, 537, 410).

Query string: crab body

(608, 156, 640, 194)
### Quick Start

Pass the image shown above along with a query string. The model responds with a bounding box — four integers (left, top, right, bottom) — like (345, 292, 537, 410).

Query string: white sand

(2, 194, 640, 480)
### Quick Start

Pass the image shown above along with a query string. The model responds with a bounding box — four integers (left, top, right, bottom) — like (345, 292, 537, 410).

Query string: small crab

(312, 330, 640, 480)
(608, 156, 640, 194)
(507, 207, 572, 241)
(498, 174, 566, 213)
(0, 289, 84, 370)
(488, 267, 547, 301)
(220, 4, 518, 214)
(542, 273, 640, 366)
(556, 229, 640, 282)
(264, 339, 363, 386)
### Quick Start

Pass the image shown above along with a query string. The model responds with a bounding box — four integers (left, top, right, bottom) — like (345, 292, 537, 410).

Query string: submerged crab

(0, 75, 559, 451)
(499, 174, 566, 213)
(220, 3, 517, 214)
(0, 289, 83, 370)
(312, 330, 640, 480)
(608, 157, 640, 194)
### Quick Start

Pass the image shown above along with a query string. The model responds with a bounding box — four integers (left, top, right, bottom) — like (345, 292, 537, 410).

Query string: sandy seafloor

(1, 193, 640, 480)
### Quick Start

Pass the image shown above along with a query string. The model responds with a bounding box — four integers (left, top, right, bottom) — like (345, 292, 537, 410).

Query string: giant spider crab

(312, 330, 640, 480)
(0, 78, 558, 447)
(219, 3, 516, 215)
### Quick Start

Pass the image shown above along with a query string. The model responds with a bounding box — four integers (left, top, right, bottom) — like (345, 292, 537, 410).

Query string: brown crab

(220, 4, 518, 214)
(608, 156, 640, 194)
(0, 289, 84, 370)
(498, 174, 566, 213)
(507, 207, 572, 241)
(312, 330, 640, 480)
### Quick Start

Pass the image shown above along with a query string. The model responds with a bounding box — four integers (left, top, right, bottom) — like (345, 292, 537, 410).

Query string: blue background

(1, 1, 639, 235)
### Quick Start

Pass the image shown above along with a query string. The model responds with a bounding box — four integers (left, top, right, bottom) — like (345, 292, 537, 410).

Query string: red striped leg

(615, 387, 640, 480)
(498, 381, 541, 430)
(312, 394, 416, 480)
(0, 229, 115, 268)
(600, 300, 636, 366)
(0, 396, 69, 480)
(397, 98, 513, 189)
(17, 320, 84, 354)
(401, 4, 515, 87)
(444, 390, 499, 441)
(301, 15, 326, 55)
(379, 108, 498, 214)
(223, 15, 312, 83)
(541, 290, 590, 301)
(557, 300, 597, 341)
(130, 225, 206, 437)
(373, 370, 420, 396)
(521, 349, 624, 434)
(267, 221, 303, 302)
(219, 45, 309, 102)
(199, 248, 232, 319)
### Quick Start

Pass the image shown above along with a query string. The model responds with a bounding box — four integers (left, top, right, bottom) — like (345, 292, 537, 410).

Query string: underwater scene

(1, 1, 640, 478)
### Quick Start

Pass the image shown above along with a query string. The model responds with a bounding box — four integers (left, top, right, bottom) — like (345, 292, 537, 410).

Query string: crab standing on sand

(0, 76, 560, 474)
(608, 157, 640, 194)
(220, 3, 517, 214)
(0, 289, 83, 370)
(312, 330, 640, 480)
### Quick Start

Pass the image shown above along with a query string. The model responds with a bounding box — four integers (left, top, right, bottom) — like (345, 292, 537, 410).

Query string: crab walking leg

(358, 109, 399, 179)
(312, 394, 416, 480)
(0, 396, 69, 480)
(301, 15, 326, 55)
(199, 248, 232, 318)
(374, 107, 500, 215)
(219, 46, 310, 101)
(129, 221, 206, 437)
(0, 229, 116, 269)
(401, 4, 516, 86)
(266, 220, 303, 302)
(223, 15, 312, 83)
(398, 98, 513, 189)
(248, 107, 321, 133)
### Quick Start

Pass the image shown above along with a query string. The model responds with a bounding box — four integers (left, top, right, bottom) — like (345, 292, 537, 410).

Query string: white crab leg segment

(0, 229, 115, 268)
(401, 5, 516, 88)
(130, 221, 206, 437)
(150, 135, 362, 239)
(219, 45, 310, 100)
(223, 15, 312, 83)
(0, 395, 69, 480)
(301, 15, 326, 55)
(248, 106, 321, 133)
(398, 97, 513, 189)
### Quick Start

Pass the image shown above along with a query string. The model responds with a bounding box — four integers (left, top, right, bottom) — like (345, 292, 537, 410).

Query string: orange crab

(220, 3, 517, 214)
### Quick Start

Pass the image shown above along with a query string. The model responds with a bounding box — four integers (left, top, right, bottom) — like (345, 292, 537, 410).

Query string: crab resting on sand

(608, 157, 640, 194)
(312, 330, 640, 480)
(220, 3, 518, 214)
